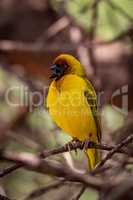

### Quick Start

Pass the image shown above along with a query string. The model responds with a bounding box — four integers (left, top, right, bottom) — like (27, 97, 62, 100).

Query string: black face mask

(50, 64, 67, 79)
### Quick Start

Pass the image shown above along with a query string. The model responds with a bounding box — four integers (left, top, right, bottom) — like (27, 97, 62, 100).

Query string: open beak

(50, 64, 64, 79)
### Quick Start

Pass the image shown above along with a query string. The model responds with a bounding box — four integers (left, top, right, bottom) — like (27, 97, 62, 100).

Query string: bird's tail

(85, 148, 101, 170)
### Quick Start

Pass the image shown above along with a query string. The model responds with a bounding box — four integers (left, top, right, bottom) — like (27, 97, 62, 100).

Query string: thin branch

(87, 0, 100, 80)
(25, 180, 65, 200)
(89, 0, 99, 39)
(0, 152, 106, 191)
(0, 136, 133, 178)
(0, 29, 132, 57)
(1, 150, 133, 193)
(91, 165, 112, 175)
(0, 136, 132, 192)
(37, 16, 70, 41)
(0, 163, 22, 178)
(39, 140, 133, 159)
(72, 185, 86, 200)
(95, 134, 133, 169)
(0, 40, 76, 53)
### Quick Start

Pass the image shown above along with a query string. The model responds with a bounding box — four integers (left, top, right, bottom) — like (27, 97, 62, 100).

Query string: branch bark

(0, 134, 133, 178)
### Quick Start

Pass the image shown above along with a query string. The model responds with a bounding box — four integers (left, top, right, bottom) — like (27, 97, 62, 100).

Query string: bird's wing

(84, 79, 101, 143)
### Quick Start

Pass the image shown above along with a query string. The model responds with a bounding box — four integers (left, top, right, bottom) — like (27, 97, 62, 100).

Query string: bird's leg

(65, 138, 79, 154)
(82, 139, 89, 150)
(82, 138, 93, 150)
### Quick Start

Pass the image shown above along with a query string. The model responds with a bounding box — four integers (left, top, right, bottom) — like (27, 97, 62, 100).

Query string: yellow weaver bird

(46, 54, 101, 169)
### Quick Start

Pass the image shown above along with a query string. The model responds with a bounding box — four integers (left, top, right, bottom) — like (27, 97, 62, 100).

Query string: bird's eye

(62, 63, 69, 70)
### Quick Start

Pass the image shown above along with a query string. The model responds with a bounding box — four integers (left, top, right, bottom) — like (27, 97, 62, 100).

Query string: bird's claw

(82, 139, 92, 150)
(65, 138, 79, 155)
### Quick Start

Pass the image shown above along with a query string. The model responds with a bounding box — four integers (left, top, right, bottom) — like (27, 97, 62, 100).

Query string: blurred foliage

(51, 0, 133, 41)
(3, 169, 53, 200)
(80, 188, 98, 200)
(102, 105, 125, 132)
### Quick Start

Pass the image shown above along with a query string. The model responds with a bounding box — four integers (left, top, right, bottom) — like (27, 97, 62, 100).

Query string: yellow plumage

(46, 54, 101, 169)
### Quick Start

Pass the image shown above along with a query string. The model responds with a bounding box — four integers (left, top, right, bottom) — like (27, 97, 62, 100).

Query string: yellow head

(50, 54, 85, 79)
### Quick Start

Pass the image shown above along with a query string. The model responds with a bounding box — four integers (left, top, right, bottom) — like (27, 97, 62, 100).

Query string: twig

(91, 165, 112, 175)
(0, 163, 22, 178)
(37, 16, 70, 41)
(69, 25, 95, 77)
(90, 0, 99, 39)
(25, 180, 65, 200)
(87, 0, 100, 79)
(0, 40, 77, 53)
(0, 152, 106, 191)
(0, 136, 132, 191)
(95, 134, 133, 169)
(39, 141, 132, 159)
(72, 185, 86, 200)
(0, 138, 133, 178)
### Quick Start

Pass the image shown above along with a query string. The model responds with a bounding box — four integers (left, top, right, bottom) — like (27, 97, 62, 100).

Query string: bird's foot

(82, 139, 93, 150)
(65, 138, 79, 155)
